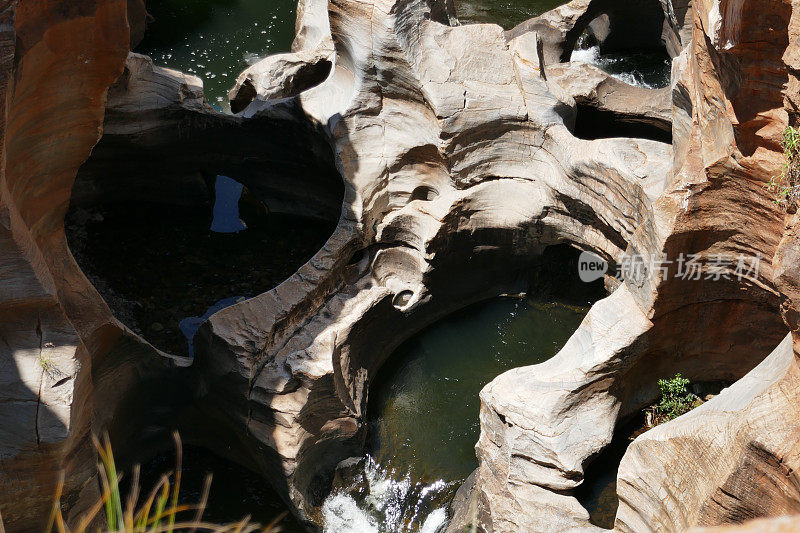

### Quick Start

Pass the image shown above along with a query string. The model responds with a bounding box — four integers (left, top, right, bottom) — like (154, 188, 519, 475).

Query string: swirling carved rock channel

(1, 0, 800, 532)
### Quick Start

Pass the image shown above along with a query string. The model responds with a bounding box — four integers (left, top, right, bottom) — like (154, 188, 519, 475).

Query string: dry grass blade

(74, 492, 110, 533)
(150, 477, 172, 530)
(262, 511, 287, 532)
(135, 474, 169, 529)
(140, 520, 258, 533)
(40, 431, 279, 533)
(189, 474, 212, 533)
(46, 473, 66, 533)
(124, 464, 141, 530)
(226, 517, 259, 533)
(169, 431, 183, 533)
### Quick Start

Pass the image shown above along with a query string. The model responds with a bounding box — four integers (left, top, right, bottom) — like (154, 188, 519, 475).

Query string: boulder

(228, 44, 334, 114)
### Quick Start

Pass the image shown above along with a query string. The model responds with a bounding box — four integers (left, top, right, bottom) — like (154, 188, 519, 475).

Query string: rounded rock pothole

(66, 174, 339, 356)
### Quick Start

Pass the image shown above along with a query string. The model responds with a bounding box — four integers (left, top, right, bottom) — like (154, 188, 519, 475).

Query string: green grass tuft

(767, 126, 800, 209)
(2, 432, 283, 533)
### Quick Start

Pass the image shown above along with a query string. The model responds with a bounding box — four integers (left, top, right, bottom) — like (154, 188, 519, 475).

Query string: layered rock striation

(0, 0, 798, 532)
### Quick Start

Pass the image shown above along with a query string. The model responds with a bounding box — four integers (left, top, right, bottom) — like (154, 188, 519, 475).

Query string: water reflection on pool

(136, 0, 297, 110)
(455, 0, 565, 28)
(323, 295, 598, 532)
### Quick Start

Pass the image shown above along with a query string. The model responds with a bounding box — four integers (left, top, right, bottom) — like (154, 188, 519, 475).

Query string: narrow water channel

(136, 0, 297, 110)
(323, 295, 599, 532)
(571, 45, 671, 89)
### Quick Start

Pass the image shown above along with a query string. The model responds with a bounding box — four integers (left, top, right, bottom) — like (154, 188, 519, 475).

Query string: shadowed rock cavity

(573, 103, 673, 143)
(65, 54, 344, 357)
(508, 0, 678, 66)
(504, 1, 676, 145)
(118, 444, 305, 531)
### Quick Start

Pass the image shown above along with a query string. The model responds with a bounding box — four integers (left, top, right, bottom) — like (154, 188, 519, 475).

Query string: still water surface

(456, 0, 565, 28)
(323, 296, 595, 532)
(137, 0, 297, 109)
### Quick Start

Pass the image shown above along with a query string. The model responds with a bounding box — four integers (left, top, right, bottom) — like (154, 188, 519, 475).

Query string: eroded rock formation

(214, 0, 677, 523)
(466, 0, 797, 531)
(0, 0, 131, 529)
(1, 0, 799, 532)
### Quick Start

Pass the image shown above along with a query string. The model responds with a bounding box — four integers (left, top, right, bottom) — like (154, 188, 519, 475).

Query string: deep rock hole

(573, 104, 673, 143)
(66, 175, 338, 356)
(575, 413, 645, 529)
(575, 380, 734, 529)
(410, 185, 439, 202)
(323, 245, 608, 529)
(66, 126, 344, 357)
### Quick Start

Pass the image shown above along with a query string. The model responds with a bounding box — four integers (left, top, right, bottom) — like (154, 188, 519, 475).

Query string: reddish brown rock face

(776, 1, 800, 339)
(0, 0, 129, 530)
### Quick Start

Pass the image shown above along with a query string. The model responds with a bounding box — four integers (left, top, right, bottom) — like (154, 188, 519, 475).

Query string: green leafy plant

(767, 126, 800, 209)
(650, 373, 697, 426)
(1, 432, 282, 533)
(39, 352, 54, 372)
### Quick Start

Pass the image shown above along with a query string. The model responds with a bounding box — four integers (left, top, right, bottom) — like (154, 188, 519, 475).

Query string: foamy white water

(322, 494, 380, 533)
(570, 45, 664, 89)
(419, 508, 448, 533)
(321, 456, 452, 533)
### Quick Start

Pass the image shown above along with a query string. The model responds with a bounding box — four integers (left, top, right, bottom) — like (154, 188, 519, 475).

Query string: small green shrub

(767, 126, 800, 209)
(652, 373, 697, 426)
(39, 353, 54, 372)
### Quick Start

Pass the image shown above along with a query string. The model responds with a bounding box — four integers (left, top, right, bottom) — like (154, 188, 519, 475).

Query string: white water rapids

(570, 45, 669, 89)
(321, 456, 452, 533)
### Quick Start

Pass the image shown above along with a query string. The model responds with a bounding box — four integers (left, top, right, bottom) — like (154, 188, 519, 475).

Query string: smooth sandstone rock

(465, 0, 795, 531)
(0, 0, 798, 532)
(229, 43, 334, 114)
(193, 0, 671, 522)
(0, 0, 131, 529)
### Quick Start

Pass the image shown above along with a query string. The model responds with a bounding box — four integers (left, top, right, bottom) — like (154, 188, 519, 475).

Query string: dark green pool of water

(124, 445, 304, 531)
(455, 0, 565, 29)
(324, 294, 600, 531)
(136, 0, 297, 109)
(67, 198, 335, 356)
(367, 296, 591, 490)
